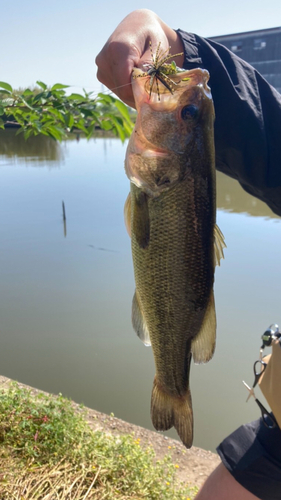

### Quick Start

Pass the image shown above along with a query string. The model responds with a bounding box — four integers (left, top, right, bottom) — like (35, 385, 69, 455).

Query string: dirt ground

(0, 375, 220, 489)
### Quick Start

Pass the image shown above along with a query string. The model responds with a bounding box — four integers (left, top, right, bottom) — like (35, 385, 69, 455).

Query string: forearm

(178, 29, 281, 216)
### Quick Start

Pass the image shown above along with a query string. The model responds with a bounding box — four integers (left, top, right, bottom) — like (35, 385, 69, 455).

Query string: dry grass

(0, 459, 105, 499)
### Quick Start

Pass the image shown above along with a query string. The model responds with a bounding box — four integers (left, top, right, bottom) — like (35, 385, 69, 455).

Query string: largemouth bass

(124, 65, 225, 448)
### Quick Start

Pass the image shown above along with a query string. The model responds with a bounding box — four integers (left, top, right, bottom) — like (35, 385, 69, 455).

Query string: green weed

(0, 382, 197, 499)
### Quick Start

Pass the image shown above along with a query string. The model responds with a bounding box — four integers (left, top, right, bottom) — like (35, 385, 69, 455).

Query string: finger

(96, 41, 140, 108)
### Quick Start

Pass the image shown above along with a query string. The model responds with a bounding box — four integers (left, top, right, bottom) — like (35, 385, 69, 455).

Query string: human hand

(95, 9, 184, 108)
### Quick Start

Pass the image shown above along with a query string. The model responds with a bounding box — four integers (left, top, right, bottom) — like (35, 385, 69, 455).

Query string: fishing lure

(133, 41, 185, 101)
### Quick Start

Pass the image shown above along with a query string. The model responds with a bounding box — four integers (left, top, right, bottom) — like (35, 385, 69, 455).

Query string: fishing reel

(261, 324, 281, 350)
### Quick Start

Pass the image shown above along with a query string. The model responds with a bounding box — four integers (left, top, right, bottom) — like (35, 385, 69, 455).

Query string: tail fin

(150, 377, 193, 448)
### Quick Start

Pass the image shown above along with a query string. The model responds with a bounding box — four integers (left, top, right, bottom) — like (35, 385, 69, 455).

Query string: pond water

(1, 129, 280, 452)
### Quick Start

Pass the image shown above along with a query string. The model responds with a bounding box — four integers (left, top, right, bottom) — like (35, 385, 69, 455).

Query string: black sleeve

(177, 29, 281, 217)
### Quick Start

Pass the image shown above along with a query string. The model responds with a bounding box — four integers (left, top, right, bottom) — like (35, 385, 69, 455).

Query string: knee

(195, 463, 260, 500)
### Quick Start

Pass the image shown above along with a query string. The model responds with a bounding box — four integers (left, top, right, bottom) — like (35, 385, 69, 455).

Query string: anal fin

(191, 289, 216, 364)
(132, 291, 151, 346)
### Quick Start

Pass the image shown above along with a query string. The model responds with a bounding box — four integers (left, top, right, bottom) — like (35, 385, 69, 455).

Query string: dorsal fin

(214, 224, 226, 267)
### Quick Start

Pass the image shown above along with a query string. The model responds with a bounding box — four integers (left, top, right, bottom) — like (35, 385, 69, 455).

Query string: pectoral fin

(214, 224, 226, 267)
(132, 291, 151, 346)
(191, 289, 216, 364)
(132, 188, 150, 249)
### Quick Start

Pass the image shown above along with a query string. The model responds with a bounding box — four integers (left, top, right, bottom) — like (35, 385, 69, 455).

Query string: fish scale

(131, 175, 213, 391)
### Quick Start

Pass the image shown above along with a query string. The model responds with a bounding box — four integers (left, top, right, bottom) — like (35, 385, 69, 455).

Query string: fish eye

(181, 105, 199, 120)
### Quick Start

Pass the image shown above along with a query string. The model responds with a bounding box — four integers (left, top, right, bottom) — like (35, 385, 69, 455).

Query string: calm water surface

(1, 130, 280, 452)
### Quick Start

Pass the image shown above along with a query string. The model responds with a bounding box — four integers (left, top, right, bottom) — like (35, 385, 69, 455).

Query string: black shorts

(217, 417, 281, 500)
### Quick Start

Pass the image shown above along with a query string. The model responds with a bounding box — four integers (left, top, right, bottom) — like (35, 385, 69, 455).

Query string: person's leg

(195, 463, 261, 500)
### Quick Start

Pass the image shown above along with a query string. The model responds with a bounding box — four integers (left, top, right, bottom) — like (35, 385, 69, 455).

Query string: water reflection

(217, 171, 279, 219)
(62, 201, 67, 237)
(0, 130, 277, 220)
(0, 133, 280, 453)
(0, 129, 63, 165)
